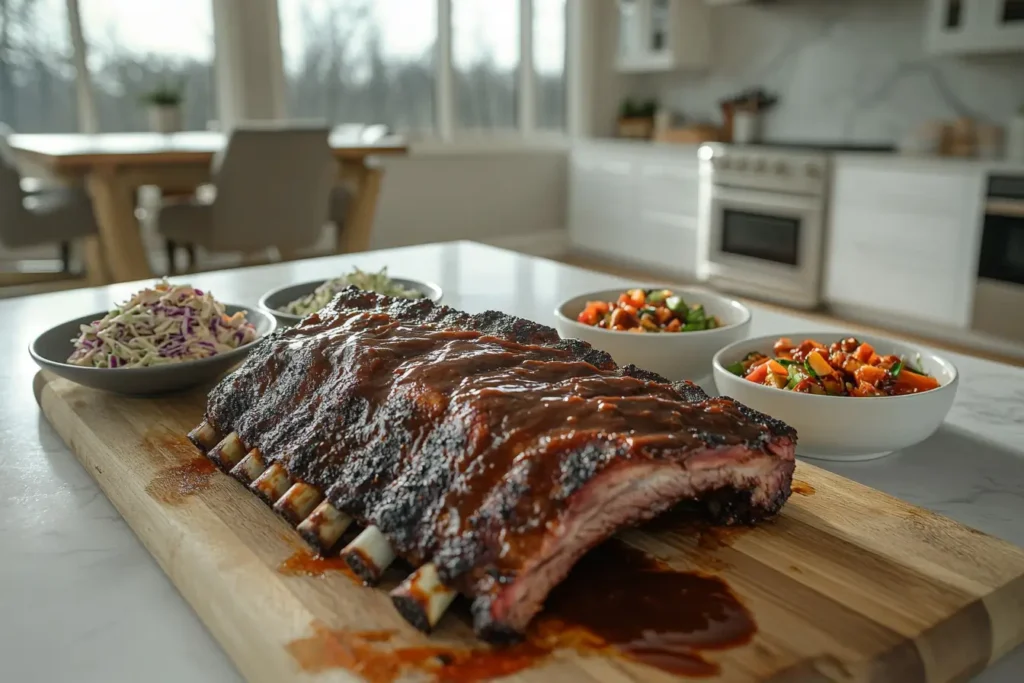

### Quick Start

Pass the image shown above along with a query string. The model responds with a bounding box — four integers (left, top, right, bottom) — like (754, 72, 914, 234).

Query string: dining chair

(0, 153, 98, 272)
(156, 126, 335, 272)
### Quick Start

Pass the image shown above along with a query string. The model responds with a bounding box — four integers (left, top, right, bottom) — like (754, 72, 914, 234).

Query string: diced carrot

(665, 318, 681, 332)
(617, 293, 632, 305)
(750, 356, 771, 368)
(854, 364, 888, 386)
(767, 359, 788, 375)
(745, 363, 769, 384)
(854, 343, 875, 363)
(806, 351, 833, 377)
(587, 300, 610, 315)
(868, 353, 881, 365)
(892, 369, 941, 395)
(625, 289, 646, 307)
(610, 308, 638, 329)
(577, 309, 599, 325)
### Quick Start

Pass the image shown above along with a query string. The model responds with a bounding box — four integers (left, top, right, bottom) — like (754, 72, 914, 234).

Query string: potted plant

(141, 81, 185, 134)
(616, 98, 659, 140)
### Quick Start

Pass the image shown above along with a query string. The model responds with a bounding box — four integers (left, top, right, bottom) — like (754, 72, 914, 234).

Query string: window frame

(59, 0, 582, 145)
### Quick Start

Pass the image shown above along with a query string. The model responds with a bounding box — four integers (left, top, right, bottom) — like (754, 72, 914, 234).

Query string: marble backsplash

(646, 0, 1024, 145)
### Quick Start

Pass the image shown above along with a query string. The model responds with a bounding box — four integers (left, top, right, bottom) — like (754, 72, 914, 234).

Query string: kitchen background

(622, 0, 1024, 146)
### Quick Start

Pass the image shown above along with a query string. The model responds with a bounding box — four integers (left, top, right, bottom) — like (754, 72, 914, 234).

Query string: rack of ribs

(188, 287, 797, 642)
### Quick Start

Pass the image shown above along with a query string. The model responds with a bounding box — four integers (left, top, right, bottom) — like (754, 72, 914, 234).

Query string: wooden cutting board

(34, 370, 1024, 683)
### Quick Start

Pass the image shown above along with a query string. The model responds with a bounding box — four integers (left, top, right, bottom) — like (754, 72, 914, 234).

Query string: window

(0, 0, 78, 132)
(533, 0, 566, 131)
(452, 0, 519, 130)
(280, 0, 566, 138)
(79, 0, 215, 132)
(279, 0, 436, 132)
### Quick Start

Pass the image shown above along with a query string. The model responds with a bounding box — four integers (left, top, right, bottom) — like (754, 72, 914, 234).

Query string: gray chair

(0, 156, 98, 272)
(157, 126, 336, 272)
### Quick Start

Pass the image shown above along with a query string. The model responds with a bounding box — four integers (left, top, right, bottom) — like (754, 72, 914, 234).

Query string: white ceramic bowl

(712, 332, 959, 461)
(554, 286, 752, 382)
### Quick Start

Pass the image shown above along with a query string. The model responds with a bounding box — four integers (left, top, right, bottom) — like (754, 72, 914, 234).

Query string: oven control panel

(699, 143, 830, 196)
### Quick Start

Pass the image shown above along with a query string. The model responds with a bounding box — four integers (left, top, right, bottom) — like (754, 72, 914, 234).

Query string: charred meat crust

(201, 286, 797, 638)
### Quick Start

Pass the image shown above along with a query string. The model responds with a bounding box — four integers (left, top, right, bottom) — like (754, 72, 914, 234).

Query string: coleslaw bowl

(259, 277, 443, 328)
(29, 305, 277, 395)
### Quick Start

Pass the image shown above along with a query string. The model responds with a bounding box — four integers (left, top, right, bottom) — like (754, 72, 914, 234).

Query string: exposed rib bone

(391, 563, 458, 633)
(208, 432, 246, 470)
(341, 526, 396, 584)
(296, 500, 354, 553)
(273, 482, 324, 526)
(230, 448, 267, 485)
(187, 420, 221, 451)
(251, 462, 293, 505)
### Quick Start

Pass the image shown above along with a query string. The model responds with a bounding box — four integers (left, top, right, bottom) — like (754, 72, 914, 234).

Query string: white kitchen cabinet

(925, 0, 1024, 55)
(616, 0, 710, 73)
(824, 159, 986, 329)
(568, 142, 701, 277)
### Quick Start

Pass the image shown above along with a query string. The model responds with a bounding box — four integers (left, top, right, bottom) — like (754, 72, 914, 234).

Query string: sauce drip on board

(287, 541, 756, 682)
(144, 457, 217, 505)
(791, 480, 816, 496)
(278, 549, 360, 581)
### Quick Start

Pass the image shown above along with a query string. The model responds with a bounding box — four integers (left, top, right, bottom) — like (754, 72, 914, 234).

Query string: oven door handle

(986, 199, 1024, 218)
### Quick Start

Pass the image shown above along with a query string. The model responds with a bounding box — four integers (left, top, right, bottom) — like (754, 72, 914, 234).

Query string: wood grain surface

(34, 370, 1024, 683)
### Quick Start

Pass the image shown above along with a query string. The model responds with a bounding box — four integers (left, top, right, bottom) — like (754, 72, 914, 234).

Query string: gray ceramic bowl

(259, 278, 443, 327)
(29, 305, 277, 396)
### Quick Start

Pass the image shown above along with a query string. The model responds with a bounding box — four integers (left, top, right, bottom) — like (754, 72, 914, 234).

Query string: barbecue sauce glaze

(287, 540, 756, 681)
(212, 299, 792, 607)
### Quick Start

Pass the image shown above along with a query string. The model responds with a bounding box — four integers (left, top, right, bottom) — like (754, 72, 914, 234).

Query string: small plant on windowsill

(141, 82, 185, 134)
(616, 98, 659, 140)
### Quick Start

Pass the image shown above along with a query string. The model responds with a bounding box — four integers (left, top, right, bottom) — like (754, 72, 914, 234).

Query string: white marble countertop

(3, 241, 1023, 683)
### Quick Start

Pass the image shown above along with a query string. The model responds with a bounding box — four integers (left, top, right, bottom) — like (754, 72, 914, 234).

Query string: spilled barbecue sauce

(287, 541, 755, 682)
(791, 480, 816, 496)
(278, 548, 359, 581)
(144, 457, 217, 505)
(539, 540, 757, 677)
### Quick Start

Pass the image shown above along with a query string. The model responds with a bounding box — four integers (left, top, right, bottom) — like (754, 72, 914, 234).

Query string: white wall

(618, 0, 1024, 144)
(370, 150, 569, 249)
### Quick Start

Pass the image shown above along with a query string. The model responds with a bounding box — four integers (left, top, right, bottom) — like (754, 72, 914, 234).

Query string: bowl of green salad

(259, 266, 443, 327)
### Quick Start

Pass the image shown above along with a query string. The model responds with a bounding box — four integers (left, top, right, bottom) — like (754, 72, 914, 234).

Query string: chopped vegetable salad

(726, 336, 941, 397)
(67, 279, 257, 369)
(577, 288, 723, 333)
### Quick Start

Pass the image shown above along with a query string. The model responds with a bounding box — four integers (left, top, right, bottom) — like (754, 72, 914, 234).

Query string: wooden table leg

(81, 235, 110, 286)
(336, 163, 383, 254)
(86, 168, 154, 282)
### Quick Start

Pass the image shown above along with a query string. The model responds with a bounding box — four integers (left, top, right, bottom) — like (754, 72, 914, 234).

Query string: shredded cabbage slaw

(284, 266, 423, 316)
(67, 279, 258, 369)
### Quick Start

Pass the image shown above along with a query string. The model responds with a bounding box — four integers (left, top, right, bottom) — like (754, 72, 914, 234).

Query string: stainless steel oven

(698, 144, 828, 309)
(973, 174, 1024, 342)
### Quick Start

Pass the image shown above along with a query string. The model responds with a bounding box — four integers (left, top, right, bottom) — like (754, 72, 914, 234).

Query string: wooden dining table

(7, 130, 409, 285)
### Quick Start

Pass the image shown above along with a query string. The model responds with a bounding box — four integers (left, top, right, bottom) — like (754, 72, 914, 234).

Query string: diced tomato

(745, 363, 770, 384)
(854, 343, 875, 363)
(585, 300, 610, 315)
(772, 337, 795, 357)
(850, 380, 884, 397)
(664, 318, 681, 332)
(577, 309, 599, 326)
(655, 307, 673, 324)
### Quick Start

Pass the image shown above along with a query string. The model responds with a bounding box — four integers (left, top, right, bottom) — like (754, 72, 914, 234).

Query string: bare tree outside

(79, 0, 215, 132)
(279, 0, 436, 133)
(280, 0, 565, 133)
(0, 0, 78, 132)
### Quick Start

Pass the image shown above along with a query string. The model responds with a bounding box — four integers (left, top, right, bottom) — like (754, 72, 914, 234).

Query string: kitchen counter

(833, 151, 1024, 175)
(3, 241, 1024, 682)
